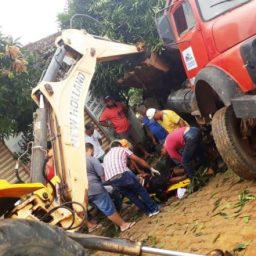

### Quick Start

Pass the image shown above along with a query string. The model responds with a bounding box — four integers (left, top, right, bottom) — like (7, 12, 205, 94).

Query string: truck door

(169, 0, 208, 80)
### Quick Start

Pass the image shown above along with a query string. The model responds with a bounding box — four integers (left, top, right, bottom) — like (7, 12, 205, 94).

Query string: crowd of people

(80, 95, 213, 233)
(45, 95, 213, 233)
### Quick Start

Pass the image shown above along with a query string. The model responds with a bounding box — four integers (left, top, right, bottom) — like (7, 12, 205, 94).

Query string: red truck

(156, 0, 256, 179)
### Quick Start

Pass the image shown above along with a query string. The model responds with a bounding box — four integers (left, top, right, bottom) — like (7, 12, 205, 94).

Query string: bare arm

(130, 159, 145, 174)
(99, 121, 114, 129)
(144, 125, 158, 145)
(178, 118, 188, 128)
(129, 153, 151, 170)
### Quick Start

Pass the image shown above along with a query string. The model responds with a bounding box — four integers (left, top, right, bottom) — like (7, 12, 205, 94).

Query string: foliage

(0, 32, 43, 139)
(57, 0, 165, 98)
(233, 189, 256, 212)
(18, 125, 34, 163)
(187, 167, 212, 194)
(127, 87, 143, 109)
(233, 241, 251, 255)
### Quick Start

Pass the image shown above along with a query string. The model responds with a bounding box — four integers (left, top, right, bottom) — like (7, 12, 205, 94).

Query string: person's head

(119, 139, 132, 149)
(104, 96, 115, 107)
(47, 142, 53, 159)
(110, 140, 122, 148)
(146, 108, 162, 120)
(86, 143, 94, 156)
(137, 104, 147, 116)
(47, 148, 54, 159)
(146, 108, 156, 120)
(85, 122, 94, 136)
(154, 110, 162, 120)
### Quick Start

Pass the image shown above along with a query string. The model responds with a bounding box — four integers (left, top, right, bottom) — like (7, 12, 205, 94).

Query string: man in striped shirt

(103, 141, 160, 217)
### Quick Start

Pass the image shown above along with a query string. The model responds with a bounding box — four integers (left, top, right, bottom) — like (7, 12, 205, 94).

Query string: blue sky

(0, 0, 66, 45)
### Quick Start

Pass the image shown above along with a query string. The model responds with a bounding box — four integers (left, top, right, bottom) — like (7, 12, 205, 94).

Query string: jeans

(107, 171, 158, 214)
(110, 188, 123, 212)
(182, 127, 207, 176)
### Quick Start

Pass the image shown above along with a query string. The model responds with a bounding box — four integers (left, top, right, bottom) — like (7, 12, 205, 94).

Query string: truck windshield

(196, 0, 250, 21)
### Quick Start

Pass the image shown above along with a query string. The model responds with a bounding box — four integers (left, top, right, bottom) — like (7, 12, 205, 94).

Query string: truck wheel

(212, 106, 256, 180)
(0, 219, 86, 256)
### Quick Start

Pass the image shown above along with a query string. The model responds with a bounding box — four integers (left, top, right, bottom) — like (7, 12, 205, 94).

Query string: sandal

(121, 222, 136, 232)
(88, 223, 102, 233)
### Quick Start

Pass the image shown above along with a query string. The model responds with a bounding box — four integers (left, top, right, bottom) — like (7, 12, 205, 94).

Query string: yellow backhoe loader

(0, 29, 228, 256)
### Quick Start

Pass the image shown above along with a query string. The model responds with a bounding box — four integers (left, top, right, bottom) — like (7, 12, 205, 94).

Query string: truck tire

(0, 219, 87, 256)
(212, 106, 256, 180)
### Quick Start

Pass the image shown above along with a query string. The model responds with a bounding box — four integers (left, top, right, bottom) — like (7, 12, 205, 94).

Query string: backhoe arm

(31, 29, 144, 207)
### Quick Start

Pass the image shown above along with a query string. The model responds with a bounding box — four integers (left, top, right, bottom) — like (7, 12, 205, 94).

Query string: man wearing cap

(146, 108, 188, 134)
(85, 122, 105, 161)
(99, 96, 131, 139)
(137, 104, 167, 145)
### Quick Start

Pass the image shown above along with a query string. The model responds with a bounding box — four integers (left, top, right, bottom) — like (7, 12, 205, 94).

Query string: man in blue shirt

(137, 105, 167, 144)
(85, 143, 135, 232)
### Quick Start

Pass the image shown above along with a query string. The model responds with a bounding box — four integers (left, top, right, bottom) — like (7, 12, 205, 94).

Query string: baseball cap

(146, 108, 156, 120)
(119, 139, 129, 148)
(85, 122, 94, 130)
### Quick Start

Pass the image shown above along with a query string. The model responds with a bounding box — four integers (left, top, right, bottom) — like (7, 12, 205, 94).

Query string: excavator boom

(31, 29, 144, 206)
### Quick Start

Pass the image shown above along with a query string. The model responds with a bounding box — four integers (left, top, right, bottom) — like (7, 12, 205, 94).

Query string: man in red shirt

(163, 127, 207, 177)
(45, 148, 55, 181)
(99, 96, 131, 139)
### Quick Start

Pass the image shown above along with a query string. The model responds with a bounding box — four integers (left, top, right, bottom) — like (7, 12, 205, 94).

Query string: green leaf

(210, 192, 218, 199)
(242, 216, 250, 224)
(213, 233, 221, 244)
(233, 241, 251, 252)
(218, 211, 228, 219)
(221, 203, 231, 210)
(212, 198, 222, 212)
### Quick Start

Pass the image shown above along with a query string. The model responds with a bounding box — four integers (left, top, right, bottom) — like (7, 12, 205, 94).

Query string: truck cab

(158, 0, 256, 114)
(157, 0, 256, 179)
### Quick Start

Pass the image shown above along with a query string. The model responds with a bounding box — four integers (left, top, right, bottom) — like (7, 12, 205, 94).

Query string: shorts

(89, 192, 116, 216)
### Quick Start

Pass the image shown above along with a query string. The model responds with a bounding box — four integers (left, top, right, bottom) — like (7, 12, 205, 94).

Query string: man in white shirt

(103, 141, 160, 217)
(85, 122, 105, 161)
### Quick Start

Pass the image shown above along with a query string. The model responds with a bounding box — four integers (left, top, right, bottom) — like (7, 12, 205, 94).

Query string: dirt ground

(92, 170, 256, 256)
